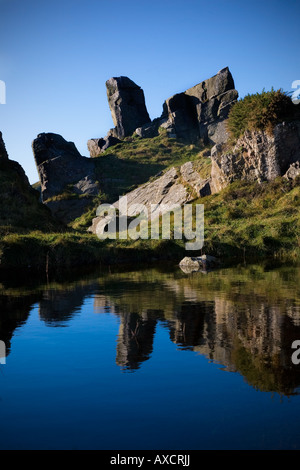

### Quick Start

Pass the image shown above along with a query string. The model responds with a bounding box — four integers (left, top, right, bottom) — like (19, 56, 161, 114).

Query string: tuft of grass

(227, 88, 299, 141)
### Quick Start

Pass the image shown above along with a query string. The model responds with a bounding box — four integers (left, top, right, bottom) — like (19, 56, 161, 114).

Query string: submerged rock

(179, 255, 220, 273)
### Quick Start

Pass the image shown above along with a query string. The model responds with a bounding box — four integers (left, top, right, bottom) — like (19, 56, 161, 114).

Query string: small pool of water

(0, 263, 300, 449)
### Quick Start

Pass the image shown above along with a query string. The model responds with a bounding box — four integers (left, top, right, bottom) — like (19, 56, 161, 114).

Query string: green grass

(1, 176, 299, 271)
(92, 128, 208, 201)
(199, 177, 300, 260)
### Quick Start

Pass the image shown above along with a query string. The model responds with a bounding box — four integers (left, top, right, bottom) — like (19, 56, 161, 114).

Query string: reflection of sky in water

(0, 265, 300, 449)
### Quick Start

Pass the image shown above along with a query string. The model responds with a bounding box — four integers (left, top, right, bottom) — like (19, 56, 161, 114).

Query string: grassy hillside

(1, 91, 300, 271)
(199, 177, 300, 260)
(0, 158, 61, 236)
(71, 128, 211, 230)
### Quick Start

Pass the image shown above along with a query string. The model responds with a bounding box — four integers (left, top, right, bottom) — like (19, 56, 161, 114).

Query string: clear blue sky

(1, 0, 299, 183)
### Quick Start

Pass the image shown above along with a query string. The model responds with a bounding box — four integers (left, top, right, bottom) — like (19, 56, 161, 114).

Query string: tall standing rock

(106, 76, 151, 139)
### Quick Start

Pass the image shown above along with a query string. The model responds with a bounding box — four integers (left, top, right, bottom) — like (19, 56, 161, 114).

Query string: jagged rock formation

(32, 133, 100, 223)
(87, 68, 238, 157)
(160, 67, 238, 144)
(210, 121, 300, 193)
(88, 161, 209, 234)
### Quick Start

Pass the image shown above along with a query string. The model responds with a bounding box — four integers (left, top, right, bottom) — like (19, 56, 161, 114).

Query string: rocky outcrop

(159, 67, 238, 144)
(210, 121, 300, 193)
(88, 161, 208, 234)
(32, 133, 100, 223)
(106, 76, 151, 140)
(0, 131, 8, 160)
(87, 68, 238, 157)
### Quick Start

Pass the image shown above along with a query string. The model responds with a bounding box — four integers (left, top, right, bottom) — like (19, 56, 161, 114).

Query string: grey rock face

(180, 161, 211, 197)
(161, 67, 238, 145)
(210, 121, 300, 193)
(32, 133, 100, 222)
(87, 135, 121, 157)
(106, 76, 151, 139)
(89, 161, 209, 235)
(0, 131, 9, 160)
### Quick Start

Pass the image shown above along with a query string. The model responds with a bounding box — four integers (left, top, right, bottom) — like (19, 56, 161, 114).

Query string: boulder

(210, 121, 300, 193)
(284, 161, 300, 180)
(179, 255, 220, 273)
(106, 76, 151, 139)
(87, 135, 121, 157)
(32, 133, 100, 223)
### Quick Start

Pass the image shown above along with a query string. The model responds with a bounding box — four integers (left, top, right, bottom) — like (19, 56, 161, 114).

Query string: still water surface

(0, 263, 300, 450)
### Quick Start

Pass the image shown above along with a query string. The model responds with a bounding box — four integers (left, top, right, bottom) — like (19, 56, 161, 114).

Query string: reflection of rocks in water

(168, 297, 300, 395)
(39, 283, 98, 326)
(95, 267, 300, 393)
(168, 301, 214, 350)
(0, 294, 37, 355)
(94, 295, 117, 314)
(2, 265, 300, 395)
(116, 311, 159, 371)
